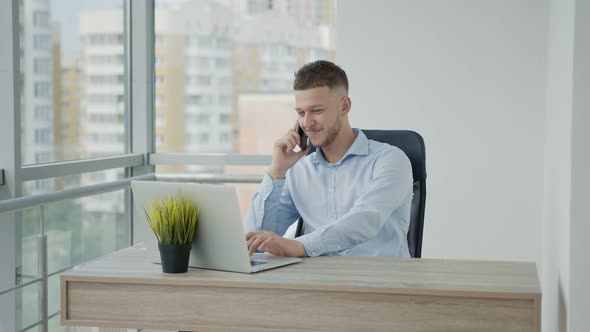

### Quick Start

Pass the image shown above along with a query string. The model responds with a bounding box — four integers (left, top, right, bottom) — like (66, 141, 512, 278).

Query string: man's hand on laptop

(246, 231, 305, 257)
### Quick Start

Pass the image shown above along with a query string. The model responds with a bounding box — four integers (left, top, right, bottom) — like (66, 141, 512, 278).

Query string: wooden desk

(61, 246, 541, 331)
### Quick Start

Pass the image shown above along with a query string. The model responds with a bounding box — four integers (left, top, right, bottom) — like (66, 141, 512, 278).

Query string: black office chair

(294, 129, 427, 258)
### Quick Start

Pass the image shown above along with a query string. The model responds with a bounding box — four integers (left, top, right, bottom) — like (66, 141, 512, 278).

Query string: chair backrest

(295, 129, 427, 258)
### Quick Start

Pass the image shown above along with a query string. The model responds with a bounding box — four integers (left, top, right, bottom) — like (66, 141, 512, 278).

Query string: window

(34, 105, 51, 120)
(20, 0, 127, 165)
(34, 58, 50, 74)
(218, 95, 231, 105)
(86, 34, 123, 45)
(33, 10, 49, 27)
(34, 129, 52, 144)
(154, 0, 336, 158)
(18, 188, 128, 329)
(197, 75, 211, 86)
(198, 113, 211, 124)
(87, 55, 124, 65)
(218, 76, 231, 88)
(34, 81, 51, 97)
(155, 75, 164, 88)
(186, 94, 203, 105)
(198, 36, 212, 48)
(216, 38, 230, 50)
(198, 132, 210, 144)
(198, 57, 211, 68)
(34, 151, 52, 163)
(33, 35, 50, 50)
(219, 132, 229, 144)
(215, 58, 230, 69)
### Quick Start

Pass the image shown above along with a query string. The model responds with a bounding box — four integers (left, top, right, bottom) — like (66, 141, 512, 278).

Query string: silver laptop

(131, 180, 301, 273)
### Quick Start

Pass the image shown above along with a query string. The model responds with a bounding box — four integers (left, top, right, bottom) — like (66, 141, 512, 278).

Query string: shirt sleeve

(243, 172, 301, 236)
(295, 148, 413, 256)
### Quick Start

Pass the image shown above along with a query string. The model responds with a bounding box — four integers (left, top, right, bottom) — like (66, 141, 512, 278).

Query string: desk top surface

(61, 245, 540, 299)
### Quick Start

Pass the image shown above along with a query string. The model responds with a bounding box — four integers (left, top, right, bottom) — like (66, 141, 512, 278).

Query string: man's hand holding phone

(267, 122, 310, 180)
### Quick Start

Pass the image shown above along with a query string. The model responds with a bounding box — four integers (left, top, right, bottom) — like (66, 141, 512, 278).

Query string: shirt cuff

(254, 173, 286, 229)
(261, 172, 285, 199)
(295, 232, 325, 257)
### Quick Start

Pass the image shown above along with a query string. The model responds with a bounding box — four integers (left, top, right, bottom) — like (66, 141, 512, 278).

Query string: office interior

(1, 0, 588, 331)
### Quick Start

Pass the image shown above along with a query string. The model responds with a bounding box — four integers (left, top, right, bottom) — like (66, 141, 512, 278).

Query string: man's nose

(302, 114, 314, 129)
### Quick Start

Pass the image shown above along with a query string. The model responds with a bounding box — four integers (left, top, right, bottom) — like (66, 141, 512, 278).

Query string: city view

(16, 0, 335, 330)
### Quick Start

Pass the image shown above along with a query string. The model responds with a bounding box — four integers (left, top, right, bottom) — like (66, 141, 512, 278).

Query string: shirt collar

(312, 128, 369, 165)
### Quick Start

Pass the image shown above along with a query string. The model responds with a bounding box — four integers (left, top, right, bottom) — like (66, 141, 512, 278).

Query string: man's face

(295, 86, 345, 148)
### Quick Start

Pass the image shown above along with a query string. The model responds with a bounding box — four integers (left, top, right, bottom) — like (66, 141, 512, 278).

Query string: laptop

(130, 180, 301, 273)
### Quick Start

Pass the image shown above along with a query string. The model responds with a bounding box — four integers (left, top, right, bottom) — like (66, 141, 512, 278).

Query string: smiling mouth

(306, 129, 321, 136)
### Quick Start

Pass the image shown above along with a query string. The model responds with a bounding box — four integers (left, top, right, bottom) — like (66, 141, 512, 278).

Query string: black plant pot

(158, 243, 192, 273)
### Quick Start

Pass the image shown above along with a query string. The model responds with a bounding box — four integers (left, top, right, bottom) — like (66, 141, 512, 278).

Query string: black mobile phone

(295, 121, 308, 150)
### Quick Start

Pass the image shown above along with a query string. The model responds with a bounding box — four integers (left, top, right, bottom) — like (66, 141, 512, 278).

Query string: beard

(316, 116, 342, 148)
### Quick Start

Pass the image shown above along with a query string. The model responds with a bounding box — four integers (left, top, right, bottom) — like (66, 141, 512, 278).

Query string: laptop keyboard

(250, 260, 267, 266)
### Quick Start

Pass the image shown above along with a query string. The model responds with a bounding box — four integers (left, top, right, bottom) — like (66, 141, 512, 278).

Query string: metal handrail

(0, 173, 265, 215)
(0, 173, 155, 214)
(155, 173, 264, 183)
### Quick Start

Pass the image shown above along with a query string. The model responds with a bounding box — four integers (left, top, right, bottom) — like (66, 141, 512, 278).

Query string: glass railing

(0, 161, 268, 332)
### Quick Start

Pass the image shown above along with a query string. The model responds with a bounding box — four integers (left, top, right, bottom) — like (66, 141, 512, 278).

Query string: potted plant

(145, 192, 200, 273)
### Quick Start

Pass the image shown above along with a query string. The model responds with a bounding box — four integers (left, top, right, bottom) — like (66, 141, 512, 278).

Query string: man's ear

(340, 96, 351, 115)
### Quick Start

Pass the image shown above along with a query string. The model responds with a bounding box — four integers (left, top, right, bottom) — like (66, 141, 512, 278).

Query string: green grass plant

(145, 192, 200, 245)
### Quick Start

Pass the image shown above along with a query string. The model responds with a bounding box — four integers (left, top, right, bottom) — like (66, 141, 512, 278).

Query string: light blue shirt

(243, 129, 413, 258)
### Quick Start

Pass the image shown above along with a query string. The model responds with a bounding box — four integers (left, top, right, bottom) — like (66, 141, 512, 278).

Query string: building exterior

(226, 92, 295, 217)
(20, 0, 55, 194)
(79, 9, 126, 251)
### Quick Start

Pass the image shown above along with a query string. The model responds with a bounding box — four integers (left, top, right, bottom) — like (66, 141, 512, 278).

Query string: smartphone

(294, 121, 308, 150)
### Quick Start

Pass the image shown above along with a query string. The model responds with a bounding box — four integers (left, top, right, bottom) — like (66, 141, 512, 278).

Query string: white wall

(338, 0, 546, 263)
(569, 1, 590, 330)
(338, 1, 590, 331)
(543, 0, 574, 330)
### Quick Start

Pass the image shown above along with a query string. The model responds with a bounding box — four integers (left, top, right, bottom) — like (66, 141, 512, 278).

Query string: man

(243, 60, 413, 258)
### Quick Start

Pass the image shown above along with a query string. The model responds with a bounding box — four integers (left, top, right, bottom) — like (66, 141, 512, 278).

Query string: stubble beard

(316, 116, 341, 148)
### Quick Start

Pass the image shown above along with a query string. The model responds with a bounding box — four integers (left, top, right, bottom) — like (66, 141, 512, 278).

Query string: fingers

(246, 231, 285, 256)
(245, 231, 262, 241)
(298, 145, 311, 157)
(259, 237, 280, 256)
(289, 129, 302, 146)
(286, 135, 298, 150)
(246, 232, 264, 252)
(248, 235, 266, 256)
(278, 130, 301, 151)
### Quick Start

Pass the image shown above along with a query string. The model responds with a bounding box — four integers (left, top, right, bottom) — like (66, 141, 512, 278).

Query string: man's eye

(312, 109, 322, 113)
(297, 113, 304, 117)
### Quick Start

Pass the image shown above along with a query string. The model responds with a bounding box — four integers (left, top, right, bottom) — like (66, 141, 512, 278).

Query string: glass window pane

(154, 0, 336, 154)
(17, 189, 128, 331)
(20, 0, 126, 165)
(16, 281, 40, 330)
(154, 1, 335, 236)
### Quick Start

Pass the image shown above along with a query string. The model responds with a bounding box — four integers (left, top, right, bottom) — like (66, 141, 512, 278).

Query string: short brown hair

(293, 60, 349, 92)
